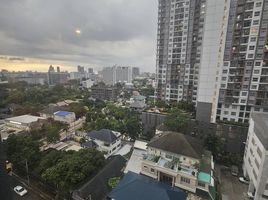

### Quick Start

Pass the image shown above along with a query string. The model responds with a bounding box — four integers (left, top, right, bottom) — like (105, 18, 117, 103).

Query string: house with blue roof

(53, 111, 76, 124)
(108, 171, 187, 200)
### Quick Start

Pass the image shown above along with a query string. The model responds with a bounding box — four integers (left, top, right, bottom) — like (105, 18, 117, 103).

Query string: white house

(243, 112, 268, 200)
(140, 132, 215, 199)
(86, 129, 121, 158)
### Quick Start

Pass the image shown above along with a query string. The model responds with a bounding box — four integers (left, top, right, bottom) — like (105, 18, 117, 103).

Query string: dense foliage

(164, 108, 192, 132)
(5, 134, 105, 192)
(85, 102, 141, 139)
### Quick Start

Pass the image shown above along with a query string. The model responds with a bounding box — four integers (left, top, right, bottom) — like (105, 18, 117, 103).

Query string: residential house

(243, 112, 268, 200)
(108, 171, 187, 200)
(86, 129, 121, 158)
(141, 132, 215, 199)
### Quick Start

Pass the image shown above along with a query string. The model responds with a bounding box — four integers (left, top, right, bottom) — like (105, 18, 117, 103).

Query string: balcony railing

(143, 154, 198, 177)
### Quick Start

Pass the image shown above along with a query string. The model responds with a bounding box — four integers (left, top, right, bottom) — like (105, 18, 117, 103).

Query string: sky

(0, 0, 158, 72)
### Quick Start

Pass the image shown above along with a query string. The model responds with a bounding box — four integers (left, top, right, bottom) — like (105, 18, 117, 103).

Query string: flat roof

(124, 149, 146, 174)
(134, 140, 148, 150)
(54, 111, 74, 117)
(5, 115, 44, 124)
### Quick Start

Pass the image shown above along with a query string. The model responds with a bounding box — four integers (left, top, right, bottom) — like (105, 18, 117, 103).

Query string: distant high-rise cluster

(48, 65, 69, 85)
(156, 0, 268, 123)
(101, 66, 140, 85)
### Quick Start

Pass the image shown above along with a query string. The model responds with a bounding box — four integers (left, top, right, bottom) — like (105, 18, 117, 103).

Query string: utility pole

(25, 159, 29, 185)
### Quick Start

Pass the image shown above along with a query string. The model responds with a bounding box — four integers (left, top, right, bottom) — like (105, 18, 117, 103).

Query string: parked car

(14, 186, 27, 196)
(239, 177, 249, 184)
(247, 191, 254, 199)
(231, 165, 239, 176)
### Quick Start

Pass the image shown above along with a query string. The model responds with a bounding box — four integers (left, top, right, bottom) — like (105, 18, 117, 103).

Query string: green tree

(5, 134, 41, 172)
(41, 149, 105, 191)
(126, 116, 141, 139)
(204, 134, 225, 161)
(164, 108, 191, 132)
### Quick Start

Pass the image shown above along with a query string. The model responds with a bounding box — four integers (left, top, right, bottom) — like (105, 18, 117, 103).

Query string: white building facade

(243, 112, 268, 200)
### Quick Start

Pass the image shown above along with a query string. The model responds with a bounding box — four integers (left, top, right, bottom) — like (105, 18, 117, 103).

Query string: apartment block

(243, 112, 268, 200)
(156, 0, 207, 103)
(196, 0, 268, 123)
(140, 132, 215, 199)
(102, 66, 135, 85)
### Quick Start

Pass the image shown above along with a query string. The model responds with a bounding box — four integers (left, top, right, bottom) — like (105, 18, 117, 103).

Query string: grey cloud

(0, 0, 158, 71)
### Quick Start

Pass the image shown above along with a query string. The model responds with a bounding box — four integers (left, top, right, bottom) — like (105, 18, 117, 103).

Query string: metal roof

(5, 115, 44, 124)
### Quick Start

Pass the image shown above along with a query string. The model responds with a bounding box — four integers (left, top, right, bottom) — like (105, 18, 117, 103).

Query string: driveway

(217, 165, 249, 200)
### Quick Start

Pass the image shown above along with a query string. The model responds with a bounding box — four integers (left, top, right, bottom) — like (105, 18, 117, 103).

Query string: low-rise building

(4, 115, 46, 131)
(243, 112, 268, 200)
(141, 132, 215, 199)
(86, 129, 121, 158)
(91, 84, 118, 101)
(53, 111, 76, 124)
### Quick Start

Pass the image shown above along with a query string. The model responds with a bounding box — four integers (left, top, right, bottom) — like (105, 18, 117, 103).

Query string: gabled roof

(147, 132, 204, 159)
(87, 129, 120, 144)
(72, 155, 126, 200)
(81, 140, 98, 148)
(108, 171, 187, 200)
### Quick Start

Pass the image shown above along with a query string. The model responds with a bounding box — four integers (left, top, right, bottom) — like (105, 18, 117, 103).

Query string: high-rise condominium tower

(156, 0, 207, 103)
(197, 0, 268, 123)
(156, 0, 268, 124)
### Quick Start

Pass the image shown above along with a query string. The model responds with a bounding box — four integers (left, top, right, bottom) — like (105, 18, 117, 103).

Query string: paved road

(10, 175, 48, 200)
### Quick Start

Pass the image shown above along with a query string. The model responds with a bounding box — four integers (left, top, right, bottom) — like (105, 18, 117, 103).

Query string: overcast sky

(0, 0, 158, 72)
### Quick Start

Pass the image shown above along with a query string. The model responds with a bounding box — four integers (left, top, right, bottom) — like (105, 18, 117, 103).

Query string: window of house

(181, 177, 190, 184)
(151, 168, 155, 173)
(231, 112, 236, 116)
(198, 182, 205, 187)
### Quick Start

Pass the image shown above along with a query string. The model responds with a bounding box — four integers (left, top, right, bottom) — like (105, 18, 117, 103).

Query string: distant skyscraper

(48, 65, 68, 85)
(102, 66, 133, 85)
(77, 65, 85, 73)
(132, 67, 140, 79)
(88, 68, 93, 74)
(48, 65, 55, 72)
(56, 66, 60, 73)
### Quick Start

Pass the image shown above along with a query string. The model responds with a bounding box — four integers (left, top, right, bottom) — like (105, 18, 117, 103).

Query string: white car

(247, 191, 254, 199)
(14, 186, 28, 196)
(239, 177, 249, 184)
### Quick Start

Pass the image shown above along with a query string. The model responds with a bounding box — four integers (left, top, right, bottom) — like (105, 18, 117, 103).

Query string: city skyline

(0, 0, 158, 72)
